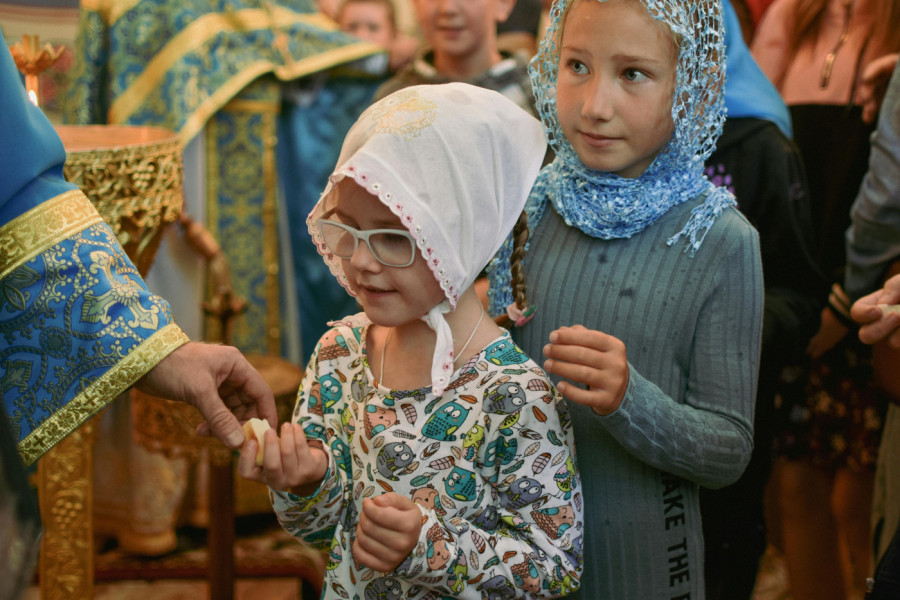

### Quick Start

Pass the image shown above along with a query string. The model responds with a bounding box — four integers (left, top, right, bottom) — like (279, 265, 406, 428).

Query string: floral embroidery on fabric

(366, 88, 438, 139)
(1, 222, 178, 452)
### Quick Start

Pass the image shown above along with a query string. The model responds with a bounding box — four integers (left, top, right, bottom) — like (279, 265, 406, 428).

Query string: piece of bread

(242, 418, 272, 466)
(880, 304, 900, 316)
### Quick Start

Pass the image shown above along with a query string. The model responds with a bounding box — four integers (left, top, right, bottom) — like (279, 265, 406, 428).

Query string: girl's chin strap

(422, 300, 486, 397)
(423, 300, 454, 397)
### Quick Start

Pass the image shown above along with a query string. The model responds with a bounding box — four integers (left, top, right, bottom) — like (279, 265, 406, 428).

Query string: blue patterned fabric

(61, 0, 383, 356)
(278, 75, 386, 361)
(2, 217, 182, 448)
(0, 39, 187, 465)
(63, 0, 380, 143)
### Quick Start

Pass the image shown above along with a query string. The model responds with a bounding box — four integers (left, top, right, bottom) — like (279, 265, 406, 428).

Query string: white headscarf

(307, 83, 547, 395)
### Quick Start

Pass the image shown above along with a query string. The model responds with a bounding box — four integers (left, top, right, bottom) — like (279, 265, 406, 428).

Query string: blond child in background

(374, 0, 539, 117)
(337, 0, 420, 71)
(338, 0, 398, 49)
(488, 0, 764, 597)
(240, 83, 584, 599)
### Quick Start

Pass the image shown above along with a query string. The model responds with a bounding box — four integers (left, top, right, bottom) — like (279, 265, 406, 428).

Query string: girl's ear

(494, 0, 517, 25)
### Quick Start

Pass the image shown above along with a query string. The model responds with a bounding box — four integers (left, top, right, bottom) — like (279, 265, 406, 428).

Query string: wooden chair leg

(208, 460, 236, 600)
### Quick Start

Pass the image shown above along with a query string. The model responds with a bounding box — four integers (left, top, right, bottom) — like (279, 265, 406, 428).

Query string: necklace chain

(821, 0, 854, 89)
(378, 308, 486, 385)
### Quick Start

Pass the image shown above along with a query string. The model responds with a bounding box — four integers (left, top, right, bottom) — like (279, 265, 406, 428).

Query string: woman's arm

(595, 223, 763, 489)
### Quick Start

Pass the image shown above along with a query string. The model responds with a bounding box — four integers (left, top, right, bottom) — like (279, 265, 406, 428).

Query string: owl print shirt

(271, 313, 584, 599)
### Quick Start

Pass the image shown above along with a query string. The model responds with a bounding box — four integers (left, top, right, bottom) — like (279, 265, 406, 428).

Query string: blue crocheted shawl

(489, 0, 737, 315)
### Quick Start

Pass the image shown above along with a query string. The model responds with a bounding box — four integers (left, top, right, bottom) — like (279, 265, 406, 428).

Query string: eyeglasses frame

(316, 218, 418, 268)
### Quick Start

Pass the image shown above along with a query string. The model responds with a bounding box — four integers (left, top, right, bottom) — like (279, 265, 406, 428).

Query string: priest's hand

(136, 341, 277, 449)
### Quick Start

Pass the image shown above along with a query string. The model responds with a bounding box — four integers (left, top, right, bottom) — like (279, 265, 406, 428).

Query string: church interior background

(3, 0, 792, 598)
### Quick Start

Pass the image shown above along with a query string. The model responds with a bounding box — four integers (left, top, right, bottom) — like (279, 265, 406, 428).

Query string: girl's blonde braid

(495, 211, 533, 329)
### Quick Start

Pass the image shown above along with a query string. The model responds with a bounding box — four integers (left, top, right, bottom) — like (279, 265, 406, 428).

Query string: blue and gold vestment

(63, 0, 383, 357)
(0, 41, 189, 467)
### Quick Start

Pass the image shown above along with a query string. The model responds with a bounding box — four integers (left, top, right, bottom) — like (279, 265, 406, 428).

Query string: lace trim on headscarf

(309, 166, 461, 306)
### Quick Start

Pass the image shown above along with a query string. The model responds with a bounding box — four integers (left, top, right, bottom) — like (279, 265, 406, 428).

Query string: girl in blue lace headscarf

(487, 0, 764, 597)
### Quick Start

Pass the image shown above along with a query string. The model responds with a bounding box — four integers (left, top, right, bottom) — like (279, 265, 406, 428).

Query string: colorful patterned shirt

(271, 313, 584, 599)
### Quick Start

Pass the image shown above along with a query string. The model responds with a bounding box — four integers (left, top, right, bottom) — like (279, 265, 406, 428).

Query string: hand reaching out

(806, 306, 849, 359)
(353, 493, 423, 572)
(851, 274, 900, 347)
(136, 341, 278, 448)
(237, 422, 328, 496)
(859, 53, 899, 124)
(542, 325, 629, 415)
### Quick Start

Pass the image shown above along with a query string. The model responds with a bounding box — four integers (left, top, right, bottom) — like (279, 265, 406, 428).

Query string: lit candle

(8, 34, 64, 108)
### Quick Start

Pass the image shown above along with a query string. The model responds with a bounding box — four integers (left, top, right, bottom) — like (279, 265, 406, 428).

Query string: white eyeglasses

(316, 219, 417, 267)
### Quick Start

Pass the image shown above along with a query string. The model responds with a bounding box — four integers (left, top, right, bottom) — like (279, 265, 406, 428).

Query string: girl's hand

(352, 493, 423, 572)
(859, 53, 899, 123)
(542, 324, 629, 415)
(806, 307, 849, 359)
(237, 422, 328, 495)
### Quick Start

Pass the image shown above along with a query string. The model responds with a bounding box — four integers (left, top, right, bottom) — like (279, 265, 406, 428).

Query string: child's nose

(582, 77, 614, 121)
(436, 0, 459, 14)
(349, 239, 383, 270)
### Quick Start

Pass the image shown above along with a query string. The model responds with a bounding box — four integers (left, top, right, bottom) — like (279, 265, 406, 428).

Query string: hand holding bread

(242, 417, 272, 466)
(237, 420, 329, 495)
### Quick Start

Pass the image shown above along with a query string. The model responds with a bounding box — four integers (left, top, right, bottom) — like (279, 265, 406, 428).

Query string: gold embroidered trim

(18, 323, 190, 466)
(177, 40, 378, 147)
(178, 62, 276, 148)
(222, 98, 281, 114)
(271, 42, 383, 82)
(0, 190, 102, 281)
(107, 8, 379, 142)
(260, 109, 281, 355)
(80, 0, 141, 24)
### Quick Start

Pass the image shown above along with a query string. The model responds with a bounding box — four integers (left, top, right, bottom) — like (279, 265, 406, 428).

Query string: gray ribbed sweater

(513, 198, 763, 599)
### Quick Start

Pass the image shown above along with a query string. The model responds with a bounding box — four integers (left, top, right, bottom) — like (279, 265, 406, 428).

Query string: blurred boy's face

(556, 0, 676, 178)
(414, 0, 514, 76)
(340, 2, 396, 49)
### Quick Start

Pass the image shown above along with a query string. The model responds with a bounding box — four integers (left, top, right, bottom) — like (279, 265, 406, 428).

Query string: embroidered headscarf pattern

(367, 89, 438, 139)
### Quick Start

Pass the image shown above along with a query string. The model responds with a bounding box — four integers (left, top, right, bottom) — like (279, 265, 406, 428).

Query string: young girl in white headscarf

(488, 0, 764, 598)
(238, 83, 584, 599)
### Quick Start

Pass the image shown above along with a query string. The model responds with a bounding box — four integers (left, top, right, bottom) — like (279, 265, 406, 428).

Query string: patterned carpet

(26, 535, 794, 600)
(25, 514, 325, 600)
(92, 515, 324, 583)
